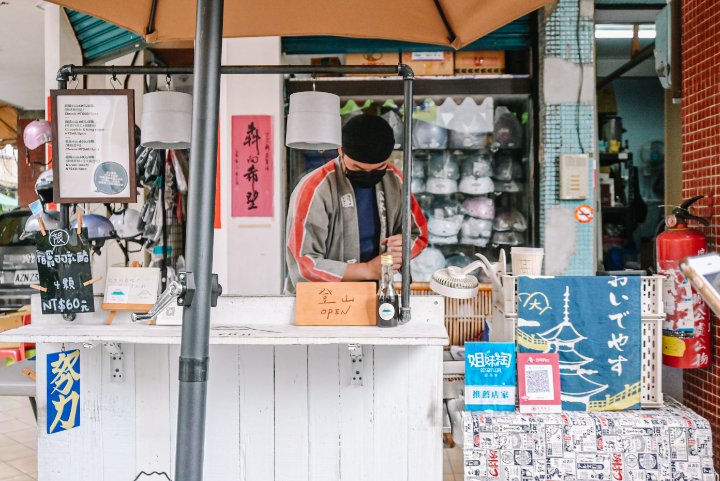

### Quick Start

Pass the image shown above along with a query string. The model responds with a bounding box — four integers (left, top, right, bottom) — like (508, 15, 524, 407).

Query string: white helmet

(411, 178, 426, 194)
(410, 247, 446, 282)
(459, 176, 494, 195)
(21, 211, 62, 240)
(461, 217, 493, 239)
(426, 178, 458, 195)
(110, 208, 144, 239)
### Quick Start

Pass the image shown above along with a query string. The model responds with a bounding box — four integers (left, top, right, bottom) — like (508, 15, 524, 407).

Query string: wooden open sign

(295, 282, 376, 326)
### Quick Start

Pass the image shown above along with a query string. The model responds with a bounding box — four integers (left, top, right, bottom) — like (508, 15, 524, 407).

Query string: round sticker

(94, 162, 129, 195)
(378, 303, 396, 321)
(575, 204, 594, 223)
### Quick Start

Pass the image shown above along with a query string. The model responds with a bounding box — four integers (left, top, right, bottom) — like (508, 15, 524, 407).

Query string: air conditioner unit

(654, 6, 671, 90)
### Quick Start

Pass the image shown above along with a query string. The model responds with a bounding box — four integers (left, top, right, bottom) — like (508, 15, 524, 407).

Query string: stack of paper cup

(511, 247, 544, 276)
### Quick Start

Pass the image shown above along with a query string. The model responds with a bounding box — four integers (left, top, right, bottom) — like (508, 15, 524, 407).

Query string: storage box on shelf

(500, 275, 665, 408)
(408, 282, 492, 346)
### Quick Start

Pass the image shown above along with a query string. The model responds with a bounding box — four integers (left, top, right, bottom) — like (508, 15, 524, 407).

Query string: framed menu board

(50, 89, 136, 203)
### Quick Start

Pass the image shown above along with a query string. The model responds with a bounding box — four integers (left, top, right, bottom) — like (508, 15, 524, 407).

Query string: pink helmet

(23, 120, 52, 150)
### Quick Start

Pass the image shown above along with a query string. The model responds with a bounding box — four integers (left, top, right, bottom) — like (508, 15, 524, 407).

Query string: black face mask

(346, 169, 386, 188)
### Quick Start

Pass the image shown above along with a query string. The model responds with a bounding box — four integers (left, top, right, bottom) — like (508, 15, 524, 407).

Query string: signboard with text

(231, 115, 273, 217)
(36, 228, 95, 315)
(50, 89, 136, 203)
(295, 282, 376, 326)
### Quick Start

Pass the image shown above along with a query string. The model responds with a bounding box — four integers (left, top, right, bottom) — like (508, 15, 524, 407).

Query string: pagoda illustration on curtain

(517, 276, 642, 411)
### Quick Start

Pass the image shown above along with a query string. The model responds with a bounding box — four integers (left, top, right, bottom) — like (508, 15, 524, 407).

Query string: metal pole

(175, 0, 223, 478)
(400, 66, 414, 322)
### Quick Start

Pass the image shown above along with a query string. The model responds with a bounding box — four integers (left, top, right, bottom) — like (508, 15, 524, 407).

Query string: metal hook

(166, 73, 172, 91)
(110, 66, 118, 89)
(311, 74, 316, 92)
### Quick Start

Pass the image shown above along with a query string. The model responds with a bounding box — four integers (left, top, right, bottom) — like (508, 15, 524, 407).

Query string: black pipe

(57, 64, 404, 80)
(400, 69, 414, 322)
(174, 0, 223, 479)
(597, 43, 654, 90)
(670, 0, 681, 102)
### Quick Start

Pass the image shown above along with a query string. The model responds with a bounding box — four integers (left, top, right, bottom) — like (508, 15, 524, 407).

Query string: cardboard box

(401, 51, 454, 76)
(454, 51, 505, 75)
(345, 53, 399, 76)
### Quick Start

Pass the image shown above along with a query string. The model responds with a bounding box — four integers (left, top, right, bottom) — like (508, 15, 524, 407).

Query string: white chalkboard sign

(102, 267, 160, 312)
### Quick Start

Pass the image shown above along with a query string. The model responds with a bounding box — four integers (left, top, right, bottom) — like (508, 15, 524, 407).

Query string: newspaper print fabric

(517, 276, 642, 411)
(462, 399, 715, 481)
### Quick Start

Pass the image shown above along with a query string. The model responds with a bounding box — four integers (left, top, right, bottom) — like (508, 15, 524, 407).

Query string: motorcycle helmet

(427, 151, 460, 180)
(426, 178, 458, 195)
(381, 109, 404, 149)
(71, 214, 115, 246)
(460, 235, 491, 248)
(461, 217, 493, 239)
(427, 197, 463, 237)
(491, 230, 524, 247)
(110, 208, 144, 239)
(462, 196, 495, 220)
(428, 233, 459, 245)
(492, 107, 523, 150)
(412, 120, 448, 150)
(445, 253, 484, 277)
(411, 178, 426, 194)
(460, 152, 492, 178)
(21, 211, 62, 240)
(412, 154, 427, 179)
(410, 247, 446, 282)
(459, 176, 494, 195)
(35, 170, 54, 204)
(449, 130, 487, 150)
(23, 120, 52, 150)
(493, 179, 522, 193)
(497, 209, 528, 232)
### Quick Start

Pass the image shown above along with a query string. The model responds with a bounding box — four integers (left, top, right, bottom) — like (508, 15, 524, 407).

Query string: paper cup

(511, 247, 544, 276)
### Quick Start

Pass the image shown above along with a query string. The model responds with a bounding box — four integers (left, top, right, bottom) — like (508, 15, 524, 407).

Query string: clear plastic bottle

(377, 254, 400, 328)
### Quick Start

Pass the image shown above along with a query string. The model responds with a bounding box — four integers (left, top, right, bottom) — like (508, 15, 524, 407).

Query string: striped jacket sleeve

(286, 168, 347, 289)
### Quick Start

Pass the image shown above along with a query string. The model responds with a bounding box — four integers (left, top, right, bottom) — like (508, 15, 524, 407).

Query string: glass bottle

(377, 254, 400, 327)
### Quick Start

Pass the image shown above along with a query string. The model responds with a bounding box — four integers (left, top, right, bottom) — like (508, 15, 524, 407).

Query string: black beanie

(342, 114, 395, 164)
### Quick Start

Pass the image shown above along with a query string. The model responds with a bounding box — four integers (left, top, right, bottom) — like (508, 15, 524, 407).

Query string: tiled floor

(0, 397, 37, 480)
(444, 446, 464, 481)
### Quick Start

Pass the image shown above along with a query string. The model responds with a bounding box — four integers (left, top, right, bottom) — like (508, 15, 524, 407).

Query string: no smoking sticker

(575, 204, 594, 223)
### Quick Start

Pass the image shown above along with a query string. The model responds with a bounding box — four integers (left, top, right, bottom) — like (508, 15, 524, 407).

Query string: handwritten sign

(47, 349, 80, 434)
(50, 89, 136, 203)
(295, 282, 376, 326)
(36, 228, 95, 314)
(231, 115, 273, 217)
(102, 267, 161, 312)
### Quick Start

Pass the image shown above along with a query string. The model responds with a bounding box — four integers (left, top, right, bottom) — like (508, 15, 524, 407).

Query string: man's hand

(382, 234, 403, 253)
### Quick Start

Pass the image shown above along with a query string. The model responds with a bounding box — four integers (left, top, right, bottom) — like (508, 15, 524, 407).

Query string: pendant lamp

(141, 89, 193, 149)
(285, 91, 341, 150)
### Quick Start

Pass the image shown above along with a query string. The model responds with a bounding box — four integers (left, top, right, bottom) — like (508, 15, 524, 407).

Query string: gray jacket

(285, 157, 428, 293)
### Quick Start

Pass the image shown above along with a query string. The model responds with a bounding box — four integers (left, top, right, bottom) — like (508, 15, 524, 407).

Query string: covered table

(462, 399, 715, 481)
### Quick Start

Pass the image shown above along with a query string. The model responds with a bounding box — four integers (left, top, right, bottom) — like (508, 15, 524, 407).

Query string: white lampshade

(141, 91, 193, 149)
(286, 91, 341, 150)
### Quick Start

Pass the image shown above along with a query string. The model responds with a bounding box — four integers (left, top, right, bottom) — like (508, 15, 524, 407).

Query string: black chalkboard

(35, 228, 95, 314)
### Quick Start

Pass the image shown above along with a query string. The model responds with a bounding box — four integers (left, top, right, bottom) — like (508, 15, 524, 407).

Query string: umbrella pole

(400, 67, 414, 322)
(175, 0, 223, 478)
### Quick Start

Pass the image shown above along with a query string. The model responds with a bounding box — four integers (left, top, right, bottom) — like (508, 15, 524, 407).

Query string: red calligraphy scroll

(231, 115, 274, 217)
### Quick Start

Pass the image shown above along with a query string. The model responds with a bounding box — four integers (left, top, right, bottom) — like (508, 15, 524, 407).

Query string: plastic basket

(501, 275, 665, 409)
(409, 283, 492, 346)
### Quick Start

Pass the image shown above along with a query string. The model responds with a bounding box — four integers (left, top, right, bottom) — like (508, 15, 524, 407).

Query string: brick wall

(681, 0, 720, 470)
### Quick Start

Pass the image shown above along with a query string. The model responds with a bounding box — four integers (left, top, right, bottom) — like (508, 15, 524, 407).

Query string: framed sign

(102, 267, 161, 312)
(50, 89, 136, 203)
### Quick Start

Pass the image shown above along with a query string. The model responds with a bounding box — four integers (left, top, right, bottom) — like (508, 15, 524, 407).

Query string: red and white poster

(231, 115, 273, 217)
(518, 353, 561, 414)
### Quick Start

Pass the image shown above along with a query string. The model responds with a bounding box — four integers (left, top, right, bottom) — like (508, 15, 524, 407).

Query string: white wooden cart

(1, 295, 448, 481)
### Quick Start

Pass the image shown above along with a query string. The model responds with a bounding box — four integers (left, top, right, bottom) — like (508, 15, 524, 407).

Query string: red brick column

(681, 0, 720, 470)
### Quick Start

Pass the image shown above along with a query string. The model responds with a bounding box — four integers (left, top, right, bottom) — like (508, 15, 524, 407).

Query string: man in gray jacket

(286, 114, 428, 293)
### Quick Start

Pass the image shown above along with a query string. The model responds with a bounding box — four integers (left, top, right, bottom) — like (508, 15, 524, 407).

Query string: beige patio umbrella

(0, 103, 18, 149)
(47, 0, 548, 48)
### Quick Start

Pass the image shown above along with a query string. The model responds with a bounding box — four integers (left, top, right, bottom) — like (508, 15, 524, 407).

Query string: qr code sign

(525, 365, 553, 401)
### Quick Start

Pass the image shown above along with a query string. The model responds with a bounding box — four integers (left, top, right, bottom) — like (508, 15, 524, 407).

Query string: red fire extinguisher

(656, 195, 711, 369)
